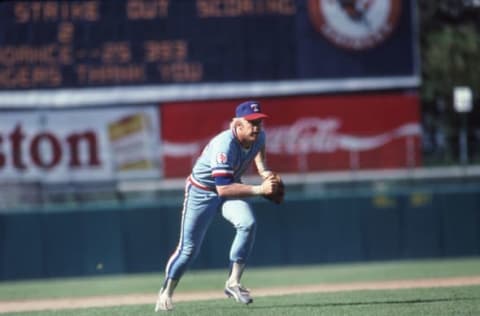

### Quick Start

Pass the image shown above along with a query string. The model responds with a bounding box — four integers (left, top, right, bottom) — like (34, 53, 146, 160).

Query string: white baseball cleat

(224, 282, 253, 305)
(155, 288, 174, 312)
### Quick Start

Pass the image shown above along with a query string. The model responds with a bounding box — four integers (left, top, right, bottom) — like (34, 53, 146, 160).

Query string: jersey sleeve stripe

(212, 169, 233, 177)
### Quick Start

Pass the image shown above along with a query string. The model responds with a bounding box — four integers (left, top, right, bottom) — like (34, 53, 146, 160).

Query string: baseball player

(155, 100, 281, 311)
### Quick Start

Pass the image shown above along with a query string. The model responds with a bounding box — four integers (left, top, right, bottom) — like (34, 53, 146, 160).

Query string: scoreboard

(0, 0, 419, 107)
(0, 1, 296, 88)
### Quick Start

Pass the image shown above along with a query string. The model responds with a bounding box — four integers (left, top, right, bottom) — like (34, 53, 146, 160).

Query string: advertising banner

(0, 93, 421, 182)
(161, 93, 421, 177)
(0, 106, 160, 182)
(0, 0, 419, 107)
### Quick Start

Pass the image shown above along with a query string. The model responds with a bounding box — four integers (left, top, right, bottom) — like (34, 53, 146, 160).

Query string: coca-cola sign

(161, 93, 422, 177)
(268, 117, 341, 154)
(267, 118, 420, 154)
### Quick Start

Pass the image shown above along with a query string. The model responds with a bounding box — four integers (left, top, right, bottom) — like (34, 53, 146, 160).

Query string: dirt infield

(1, 276, 480, 314)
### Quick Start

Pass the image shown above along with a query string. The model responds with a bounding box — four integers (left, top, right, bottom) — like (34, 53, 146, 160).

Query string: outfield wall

(1, 188, 479, 281)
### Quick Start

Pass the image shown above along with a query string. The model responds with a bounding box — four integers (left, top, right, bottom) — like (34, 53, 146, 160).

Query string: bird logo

(308, 0, 402, 50)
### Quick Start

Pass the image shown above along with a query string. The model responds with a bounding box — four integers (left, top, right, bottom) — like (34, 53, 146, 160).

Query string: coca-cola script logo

(308, 0, 402, 50)
(268, 118, 341, 154)
(268, 117, 420, 153)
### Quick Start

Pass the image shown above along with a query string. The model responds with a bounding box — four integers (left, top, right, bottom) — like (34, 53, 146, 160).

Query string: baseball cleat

(224, 283, 253, 305)
(155, 288, 174, 312)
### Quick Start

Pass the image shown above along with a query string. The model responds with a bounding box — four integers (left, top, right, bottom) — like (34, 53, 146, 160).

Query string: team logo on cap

(307, 0, 401, 51)
(250, 103, 260, 112)
(216, 152, 228, 164)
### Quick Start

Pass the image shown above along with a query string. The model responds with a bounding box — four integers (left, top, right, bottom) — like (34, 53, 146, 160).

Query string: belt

(188, 175, 216, 192)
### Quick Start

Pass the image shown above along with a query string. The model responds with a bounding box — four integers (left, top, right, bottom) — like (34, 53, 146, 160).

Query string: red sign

(160, 93, 421, 178)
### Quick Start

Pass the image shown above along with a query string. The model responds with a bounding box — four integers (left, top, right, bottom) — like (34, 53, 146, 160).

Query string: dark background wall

(1, 188, 479, 281)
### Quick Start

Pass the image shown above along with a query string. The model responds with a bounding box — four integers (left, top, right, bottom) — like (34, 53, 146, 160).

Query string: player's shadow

(250, 296, 480, 310)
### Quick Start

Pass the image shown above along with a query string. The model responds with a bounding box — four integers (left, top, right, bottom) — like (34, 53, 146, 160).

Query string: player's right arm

(216, 181, 276, 198)
(210, 132, 276, 197)
(212, 162, 277, 197)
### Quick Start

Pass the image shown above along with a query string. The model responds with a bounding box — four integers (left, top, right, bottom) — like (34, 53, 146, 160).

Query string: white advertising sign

(0, 106, 160, 182)
(454, 86, 473, 113)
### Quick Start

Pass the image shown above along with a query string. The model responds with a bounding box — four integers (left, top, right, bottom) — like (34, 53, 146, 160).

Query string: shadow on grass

(249, 296, 480, 310)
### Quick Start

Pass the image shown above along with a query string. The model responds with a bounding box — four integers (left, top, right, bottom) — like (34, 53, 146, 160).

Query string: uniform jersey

(191, 128, 265, 189)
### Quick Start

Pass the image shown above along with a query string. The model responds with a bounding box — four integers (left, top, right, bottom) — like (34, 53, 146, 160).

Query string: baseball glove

(262, 173, 285, 204)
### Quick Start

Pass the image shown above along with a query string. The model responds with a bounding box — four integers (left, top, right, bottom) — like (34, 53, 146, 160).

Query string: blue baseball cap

(235, 101, 269, 120)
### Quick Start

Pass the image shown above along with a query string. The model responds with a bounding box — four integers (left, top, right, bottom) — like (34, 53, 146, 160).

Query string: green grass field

(1, 257, 480, 315)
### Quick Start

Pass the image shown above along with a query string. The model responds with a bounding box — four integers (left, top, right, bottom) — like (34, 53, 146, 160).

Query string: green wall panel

(1, 191, 479, 280)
